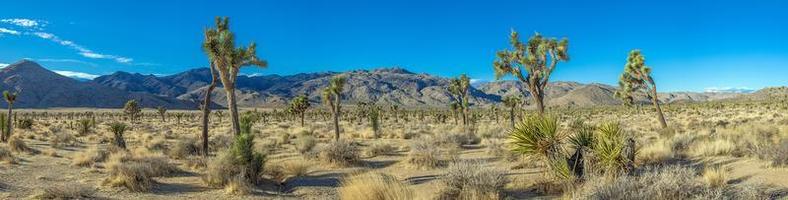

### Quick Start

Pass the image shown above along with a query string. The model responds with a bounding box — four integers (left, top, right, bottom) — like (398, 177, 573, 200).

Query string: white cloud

(704, 87, 755, 93)
(0, 18, 43, 28)
(53, 70, 100, 80)
(0, 28, 20, 35)
(2, 19, 133, 64)
(34, 58, 98, 67)
(0, 63, 8, 68)
(32, 31, 133, 63)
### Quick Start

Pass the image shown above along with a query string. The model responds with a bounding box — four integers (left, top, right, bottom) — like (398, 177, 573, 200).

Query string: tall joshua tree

(123, 100, 141, 122)
(288, 94, 311, 127)
(493, 30, 569, 114)
(502, 94, 522, 129)
(323, 75, 346, 141)
(448, 74, 471, 127)
(200, 45, 222, 157)
(203, 17, 267, 136)
(616, 50, 667, 128)
(156, 106, 167, 122)
(2, 91, 15, 142)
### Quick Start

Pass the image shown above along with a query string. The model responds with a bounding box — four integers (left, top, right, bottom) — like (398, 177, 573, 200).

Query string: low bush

(317, 140, 359, 166)
(437, 161, 508, 200)
(339, 172, 413, 200)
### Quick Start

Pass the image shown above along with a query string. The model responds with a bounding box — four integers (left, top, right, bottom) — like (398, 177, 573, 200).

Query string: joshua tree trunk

(332, 95, 341, 141)
(5, 103, 11, 141)
(461, 107, 467, 127)
(534, 92, 545, 115)
(225, 86, 241, 136)
(650, 83, 668, 128)
(200, 65, 219, 156)
(509, 106, 515, 129)
(300, 112, 305, 127)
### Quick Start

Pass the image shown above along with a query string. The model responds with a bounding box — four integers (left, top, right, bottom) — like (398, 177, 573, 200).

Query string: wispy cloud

(704, 87, 755, 93)
(34, 58, 98, 67)
(2, 18, 133, 64)
(53, 70, 100, 80)
(0, 63, 8, 68)
(0, 28, 20, 35)
(1, 18, 45, 28)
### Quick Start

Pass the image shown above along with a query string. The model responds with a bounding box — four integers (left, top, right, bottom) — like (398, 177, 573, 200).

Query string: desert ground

(0, 99, 787, 200)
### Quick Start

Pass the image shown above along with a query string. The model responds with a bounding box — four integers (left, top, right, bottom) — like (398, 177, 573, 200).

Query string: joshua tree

(288, 94, 311, 127)
(198, 62, 220, 157)
(0, 114, 6, 143)
(448, 74, 471, 127)
(174, 112, 184, 124)
(2, 91, 16, 142)
(322, 75, 346, 141)
(123, 100, 141, 122)
(203, 17, 267, 136)
(109, 122, 128, 149)
(156, 106, 167, 122)
(493, 30, 569, 114)
(449, 102, 460, 125)
(616, 50, 667, 128)
(502, 94, 522, 129)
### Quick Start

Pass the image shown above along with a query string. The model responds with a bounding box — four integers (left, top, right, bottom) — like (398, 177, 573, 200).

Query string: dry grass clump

(167, 137, 199, 159)
(0, 146, 17, 164)
(638, 139, 674, 165)
(266, 159, 312, 183)
(702, 166, 729, 188)
(294, 135, 316, 154)
(316, 140, 359, 166)
(689, 138, 736, 157)
(758, 139, 788, 167)
(365, 142, 397, 157)
(8, 136, 37, 154)
(223, 174, 254, 195)
(143, 136, 168, 152)
(437, 161, 508, 200)
(103, 151, 179, 192)
(339, 172, 414, 200)
(32, 184, 95, 199)
(49, 131, 79, 148)
(573, 164, 777, 200)
(71, 147, 109, 167)
(406, 138, 446, 169)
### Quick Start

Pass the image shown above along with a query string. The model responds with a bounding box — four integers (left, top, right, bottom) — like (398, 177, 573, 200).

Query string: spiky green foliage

(368, 105, 381, 138)
(323, 75, 346, 141)
(567, 120, 596, 178)
(229, 114, 266, 184)
(108, 122, 128, 149)
(288, 94, 311, 127)
(509, 115, 563, 158)
(616, 50, 667, 128)
(156, 106, 167, 122)
(593, 122, 632, 175)
(493, 31, 569, 114)
(123, 100, 141, 122)
(448, 74, 471, 126)
(76, 119, 93, 136)
(203, 16, 267, 136)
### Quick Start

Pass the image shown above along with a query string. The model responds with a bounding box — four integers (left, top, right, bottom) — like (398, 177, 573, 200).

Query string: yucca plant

(76, 119, 93, 135)
(567, 120, 596, 178)
(108, 122, 128, 149)
(229, 113, 266, 184)
(509, 114, 567, 179)
(156, 106, 167, 122)
(0, 113, 7, 142)
(593, 122, 634, 175)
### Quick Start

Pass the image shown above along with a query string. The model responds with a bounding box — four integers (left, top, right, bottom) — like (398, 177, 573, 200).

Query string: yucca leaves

(593, 122, 631, 175)
(508, 115, 564, 160)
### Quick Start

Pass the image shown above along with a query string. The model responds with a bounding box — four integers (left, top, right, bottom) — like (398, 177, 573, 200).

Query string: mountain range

(0, 60, 775, 109)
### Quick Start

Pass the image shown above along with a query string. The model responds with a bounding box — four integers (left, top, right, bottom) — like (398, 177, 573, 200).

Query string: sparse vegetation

(339, 172, 414, 200)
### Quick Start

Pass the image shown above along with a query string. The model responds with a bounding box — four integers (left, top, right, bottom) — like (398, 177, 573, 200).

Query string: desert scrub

(702, 166, 729, 188)
(32, 184, 95, 199)
(573, 165, 777, 200)
(316, 139, 360, 166)
(0, 146, 16, 164)
(75, 119, 94, 136)
(72, 147, 109, 167)
(364, 142, 397, 157)
(406, 138, 446, 169)
(8, 136, 37, 154)
(50, 131, 79, 148)
(339, 172, 414, 200)
(294, 135, 316, 154)
(167, 137, 199, 159)
(15, 118, 33, 130)
(103, 151, 179, 192)
(689, 138, 736, 157)
(107, 122, 128, 149)
(437, 161, 508, 200)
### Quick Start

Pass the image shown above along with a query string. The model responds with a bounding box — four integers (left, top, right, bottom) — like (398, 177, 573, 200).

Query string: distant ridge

(0, 59, 773, 109)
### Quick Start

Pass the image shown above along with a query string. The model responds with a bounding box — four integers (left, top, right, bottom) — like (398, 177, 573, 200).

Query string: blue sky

(1, 0, 787, 92)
